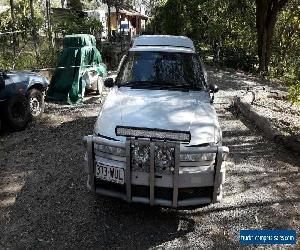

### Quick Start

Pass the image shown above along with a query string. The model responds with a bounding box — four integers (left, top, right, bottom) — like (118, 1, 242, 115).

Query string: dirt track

(0, 68, 299, 249)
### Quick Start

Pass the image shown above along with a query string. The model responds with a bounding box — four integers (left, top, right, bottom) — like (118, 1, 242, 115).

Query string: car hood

(94, 87, 221, 145)
(7, 71, 49, 87)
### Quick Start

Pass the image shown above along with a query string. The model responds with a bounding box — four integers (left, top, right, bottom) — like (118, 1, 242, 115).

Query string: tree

(114, 0, 124, 34)
(151, 0, 297, 76)
(271, 0, 300, 78)
(68, 0, 83, 11)
(255, 0, 289, 73)
(9, 0, 17, 68)
(45, 0, 52, 45)
(29, 0, 40, 64)
(102, 0, 113, 40)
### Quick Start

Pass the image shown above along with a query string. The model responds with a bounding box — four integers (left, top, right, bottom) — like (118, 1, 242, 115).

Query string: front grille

(154, 145, 175, 174)
(131, 143, 150, 172)
(131, 141, 175, 174)
(90, 137, 218, 206)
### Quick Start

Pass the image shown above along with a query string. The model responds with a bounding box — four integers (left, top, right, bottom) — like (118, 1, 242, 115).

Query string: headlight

(131, 144, 150, 172)
(94, 144, 125, 156)
(155, 145, 175, 174)
(180, 153, 215, 162)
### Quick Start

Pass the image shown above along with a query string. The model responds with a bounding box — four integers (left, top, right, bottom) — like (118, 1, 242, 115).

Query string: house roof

(111, 8, 149, 19)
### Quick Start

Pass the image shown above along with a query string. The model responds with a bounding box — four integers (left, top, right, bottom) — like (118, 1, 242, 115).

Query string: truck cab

(83, 35, 229, 207)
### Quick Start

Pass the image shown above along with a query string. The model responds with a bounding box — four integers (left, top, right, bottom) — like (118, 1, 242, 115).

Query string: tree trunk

(107, 3, 112, 41)
(115, 6, 119, 34)
(256, 0, 289, 74)
(115, 5, 120, 42)
(29, 0, 40, 65)
(9, 0, 17, 69)
(46, 0, 53, 46)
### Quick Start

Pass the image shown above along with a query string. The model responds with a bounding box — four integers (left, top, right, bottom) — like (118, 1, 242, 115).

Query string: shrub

(288, 81, 300, 105)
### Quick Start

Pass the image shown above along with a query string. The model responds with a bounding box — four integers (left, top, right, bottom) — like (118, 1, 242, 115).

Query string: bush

(288, 81, 300, 105)
(39, 46, 61, 70)
(53, 12, 103, 36)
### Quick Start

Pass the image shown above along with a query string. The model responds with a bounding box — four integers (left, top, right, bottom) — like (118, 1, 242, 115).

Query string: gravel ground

(0, 68, 299, 249)
(253, 96, 300, 138)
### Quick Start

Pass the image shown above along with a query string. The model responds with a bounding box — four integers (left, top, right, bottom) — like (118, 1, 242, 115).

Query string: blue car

(0, 70, 49, 131)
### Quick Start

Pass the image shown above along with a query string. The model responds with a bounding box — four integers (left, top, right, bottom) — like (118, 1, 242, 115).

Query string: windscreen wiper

(120, 82, 202, 91)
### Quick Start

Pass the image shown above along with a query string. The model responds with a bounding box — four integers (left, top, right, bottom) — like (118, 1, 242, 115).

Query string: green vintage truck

(47, 34, 107, 104)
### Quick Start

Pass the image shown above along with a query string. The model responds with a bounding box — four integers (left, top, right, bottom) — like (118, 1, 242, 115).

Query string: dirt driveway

(0, 68, 299, 249)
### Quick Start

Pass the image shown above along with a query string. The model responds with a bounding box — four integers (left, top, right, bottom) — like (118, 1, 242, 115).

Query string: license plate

(95, 162, 125, 184)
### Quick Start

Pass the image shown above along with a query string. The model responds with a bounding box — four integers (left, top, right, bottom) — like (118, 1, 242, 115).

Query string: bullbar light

(115, 126, 191, 142)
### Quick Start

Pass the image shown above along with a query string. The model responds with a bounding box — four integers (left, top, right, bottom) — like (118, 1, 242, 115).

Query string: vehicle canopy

(131, 35, 195, 53)
(47, 34, 107, 104)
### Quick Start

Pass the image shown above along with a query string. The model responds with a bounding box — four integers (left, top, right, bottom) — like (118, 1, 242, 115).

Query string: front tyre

(4, 95, 30, 131)
(28, 89, 45, 119)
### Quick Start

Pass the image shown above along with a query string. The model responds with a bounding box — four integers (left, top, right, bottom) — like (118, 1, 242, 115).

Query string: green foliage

(150, 0, 299, 79)
(158, 0, 186, 36)
(0, 0, 44, 70)
(68, 0, 83, 11)
(0, 33, 60, 71)
(53, 12, 103, 35)
(150, 0, 258, 71)
(82, 0, 104, 9)
(39, 46, 61, 69)
(288, 81, 300, 105)
(0, 0, 43, 33)
(269, 1, 300, 80)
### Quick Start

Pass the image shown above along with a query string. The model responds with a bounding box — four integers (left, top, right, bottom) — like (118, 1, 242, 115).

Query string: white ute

(83, 35, 229, 207)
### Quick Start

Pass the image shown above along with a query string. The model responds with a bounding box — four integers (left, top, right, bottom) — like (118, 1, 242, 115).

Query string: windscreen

(117, 51, 207, 90)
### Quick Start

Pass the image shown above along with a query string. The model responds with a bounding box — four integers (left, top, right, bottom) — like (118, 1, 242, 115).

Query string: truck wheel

(4, 95, 30, 131)
(28, 89, 45, 119)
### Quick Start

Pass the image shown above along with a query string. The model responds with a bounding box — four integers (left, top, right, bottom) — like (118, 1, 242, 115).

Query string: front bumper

(83, 135, 229, 207)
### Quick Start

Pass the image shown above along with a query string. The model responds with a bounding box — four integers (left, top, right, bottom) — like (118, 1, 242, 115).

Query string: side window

(190, 55, 206, 89)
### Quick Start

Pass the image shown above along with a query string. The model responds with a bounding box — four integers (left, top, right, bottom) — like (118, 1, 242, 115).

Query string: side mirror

(104, 77, 114, 88)
(209, 84, 219, 93)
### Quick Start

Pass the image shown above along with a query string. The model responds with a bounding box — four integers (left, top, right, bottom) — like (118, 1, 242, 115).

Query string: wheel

(28, 88, 45, 119)
(4, 95, 30, 131)
(96, 76, 104, 95)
